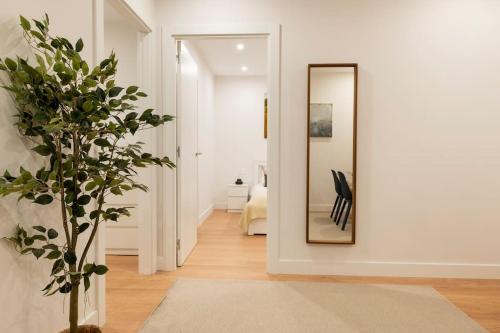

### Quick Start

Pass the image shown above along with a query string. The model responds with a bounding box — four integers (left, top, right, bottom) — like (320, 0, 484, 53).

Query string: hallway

(103, 211, 500, 333)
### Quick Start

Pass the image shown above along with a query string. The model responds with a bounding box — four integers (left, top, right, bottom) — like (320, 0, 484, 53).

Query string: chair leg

(341, 201, 352, 231)
(334, 198, 343, 222)
(330, 196, 339, 219)
(336, 200, 346, 225)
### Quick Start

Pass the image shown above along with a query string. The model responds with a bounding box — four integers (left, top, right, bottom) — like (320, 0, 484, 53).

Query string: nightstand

(227, 184, 249, 213)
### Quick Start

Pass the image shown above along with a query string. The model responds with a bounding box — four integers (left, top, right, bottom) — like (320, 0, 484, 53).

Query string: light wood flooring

(103, 210, 500, 333)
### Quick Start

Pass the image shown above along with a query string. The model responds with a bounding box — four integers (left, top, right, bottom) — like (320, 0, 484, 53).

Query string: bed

(239, 161, 267, 235)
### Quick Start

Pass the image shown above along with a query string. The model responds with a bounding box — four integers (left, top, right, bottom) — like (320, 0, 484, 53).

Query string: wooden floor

(103, 210, 500, 333)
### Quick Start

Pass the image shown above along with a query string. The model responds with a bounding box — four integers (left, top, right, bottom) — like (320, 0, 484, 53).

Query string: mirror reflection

(307, 64, 357, 244)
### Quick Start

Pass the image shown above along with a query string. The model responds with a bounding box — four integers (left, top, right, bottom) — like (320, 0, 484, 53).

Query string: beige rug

(139, 279, 486, 333)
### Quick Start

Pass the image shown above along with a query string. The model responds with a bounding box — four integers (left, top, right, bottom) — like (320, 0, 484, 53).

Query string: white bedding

(239, 184, 267, 235)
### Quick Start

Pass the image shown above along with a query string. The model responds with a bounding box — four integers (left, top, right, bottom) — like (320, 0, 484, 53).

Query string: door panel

(176, 41, 199, 266)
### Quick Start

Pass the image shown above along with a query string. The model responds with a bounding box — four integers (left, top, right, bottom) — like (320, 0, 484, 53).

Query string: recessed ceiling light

(241, 66, 248, 72)
(236, 43, 245, 51)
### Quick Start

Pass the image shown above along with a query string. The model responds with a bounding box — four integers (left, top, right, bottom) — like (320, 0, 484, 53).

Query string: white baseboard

(105, 249, 138, 256)
(198, 204, 214, 226)
(80, 310, 99, 326)
(274, 259, 500, 279)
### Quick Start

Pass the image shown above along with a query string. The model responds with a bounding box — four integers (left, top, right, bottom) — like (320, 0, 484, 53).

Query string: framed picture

(310, 103, 332, 137)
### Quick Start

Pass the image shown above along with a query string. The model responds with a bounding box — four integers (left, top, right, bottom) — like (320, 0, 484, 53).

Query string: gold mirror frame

(306, 63, 358, 244)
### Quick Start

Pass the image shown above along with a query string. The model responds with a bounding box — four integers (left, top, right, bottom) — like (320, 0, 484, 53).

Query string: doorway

(159, 24, 280, 272)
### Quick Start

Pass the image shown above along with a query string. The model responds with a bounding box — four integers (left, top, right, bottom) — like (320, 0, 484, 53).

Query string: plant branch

(56, 135, 71, 246)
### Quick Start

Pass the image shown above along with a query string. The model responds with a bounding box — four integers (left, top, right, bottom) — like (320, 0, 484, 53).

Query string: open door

(176, 41, 199, 266)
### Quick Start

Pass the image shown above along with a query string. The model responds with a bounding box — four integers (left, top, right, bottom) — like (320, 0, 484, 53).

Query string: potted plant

(0, 15, 174, 333)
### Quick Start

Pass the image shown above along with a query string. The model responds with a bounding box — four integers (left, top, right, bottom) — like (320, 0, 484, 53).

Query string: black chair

(330, 170, 344, 222)
(337, 172, 352, 231)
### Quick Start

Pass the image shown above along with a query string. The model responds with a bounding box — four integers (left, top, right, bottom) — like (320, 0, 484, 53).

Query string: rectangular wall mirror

(307, 64, 357, 244)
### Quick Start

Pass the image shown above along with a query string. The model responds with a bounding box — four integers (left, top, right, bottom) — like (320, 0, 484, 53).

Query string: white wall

(309, 71, 354, 210)
(0, 2, 98, 332)
(156, 0, 500, 278)
(213, 76, 268, 207)
(104, 22, 138, 87)
(103, 19, 142, 254)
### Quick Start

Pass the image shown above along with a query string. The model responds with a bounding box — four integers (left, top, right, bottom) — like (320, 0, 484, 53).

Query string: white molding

(159, 23, 282, 273)
(275, 259, 500, 279)
(80, 310, 99, 326)
(92, 0, 106, 327)
(156, 255, 168, 271)
(198, 204, 214, 226)
(106, 249, 139, 256)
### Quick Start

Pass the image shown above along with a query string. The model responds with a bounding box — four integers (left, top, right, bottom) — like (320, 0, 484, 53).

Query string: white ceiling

(188, 38, 267, 76)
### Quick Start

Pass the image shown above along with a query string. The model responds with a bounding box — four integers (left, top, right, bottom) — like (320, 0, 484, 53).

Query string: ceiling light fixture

(241, 66, 248, 72)
(236, 43, 245, 51)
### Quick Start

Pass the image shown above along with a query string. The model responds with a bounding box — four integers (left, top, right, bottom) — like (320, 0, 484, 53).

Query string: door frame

(93, 0, 155, 326)
(158, 23, 282, 273)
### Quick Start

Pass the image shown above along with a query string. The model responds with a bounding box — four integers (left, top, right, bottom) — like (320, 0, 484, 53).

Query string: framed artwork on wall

(310, 103, 332, 137)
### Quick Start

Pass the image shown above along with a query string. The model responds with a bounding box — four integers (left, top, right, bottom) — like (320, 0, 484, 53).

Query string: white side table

(227, 184, 249, 213)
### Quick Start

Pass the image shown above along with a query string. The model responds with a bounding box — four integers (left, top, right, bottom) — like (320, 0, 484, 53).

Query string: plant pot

(59, 325, 102, 333)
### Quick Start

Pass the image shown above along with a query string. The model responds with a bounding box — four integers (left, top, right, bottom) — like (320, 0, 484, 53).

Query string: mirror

(306, 64, 357, 244)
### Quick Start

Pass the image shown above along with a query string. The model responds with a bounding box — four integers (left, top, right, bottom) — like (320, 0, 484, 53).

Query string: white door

(176, 41, 199, 266)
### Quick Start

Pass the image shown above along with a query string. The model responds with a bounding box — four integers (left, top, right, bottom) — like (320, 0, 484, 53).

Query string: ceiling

(188, 38, 267, 76)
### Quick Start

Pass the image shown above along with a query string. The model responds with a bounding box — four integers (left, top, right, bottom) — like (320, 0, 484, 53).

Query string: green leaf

(50, 259, 64, 276)
(32, 226, 47, 233)
(24, 237, 34, 246)
(83, 263, 94, 274)
(32, 248, 45, 259)
(89, 210, 100, 220)
(109, 86, 123, 98)
(46, 250, 62, 259)
(85, 182, 97, 191)
(83, 100, 93, 113)
(47, 228, 58, 240)
(78, 223, 90, 234)
(42, 279, 55, 292)
(81, 61, 89, 75)
(32, 235, 47, 242)
(63, 251, 77, 265)
(94, 138, 111, 147)
(77, 195, 91, 205)
(75, 38, 84, 52)
(32, 145, 51, 156)
(20, 16, 31, 30)
(84, 276, 90, 291)
(94, 265, 108, 275)
(53, 62, 64, 72)
(126, 86, 138, 94)
(43, 244, 59, 251)
(110, 187, 122, 195)
(34, 194, 53, 205)
(5, 58, 17, 71)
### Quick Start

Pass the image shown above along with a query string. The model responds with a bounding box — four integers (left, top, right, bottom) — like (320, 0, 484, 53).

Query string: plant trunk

(69, 281, 79, 333)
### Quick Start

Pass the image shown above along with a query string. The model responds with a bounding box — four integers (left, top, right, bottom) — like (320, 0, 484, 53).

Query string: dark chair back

(331, 170, 343, 196)
(338, 172, 352, 201)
